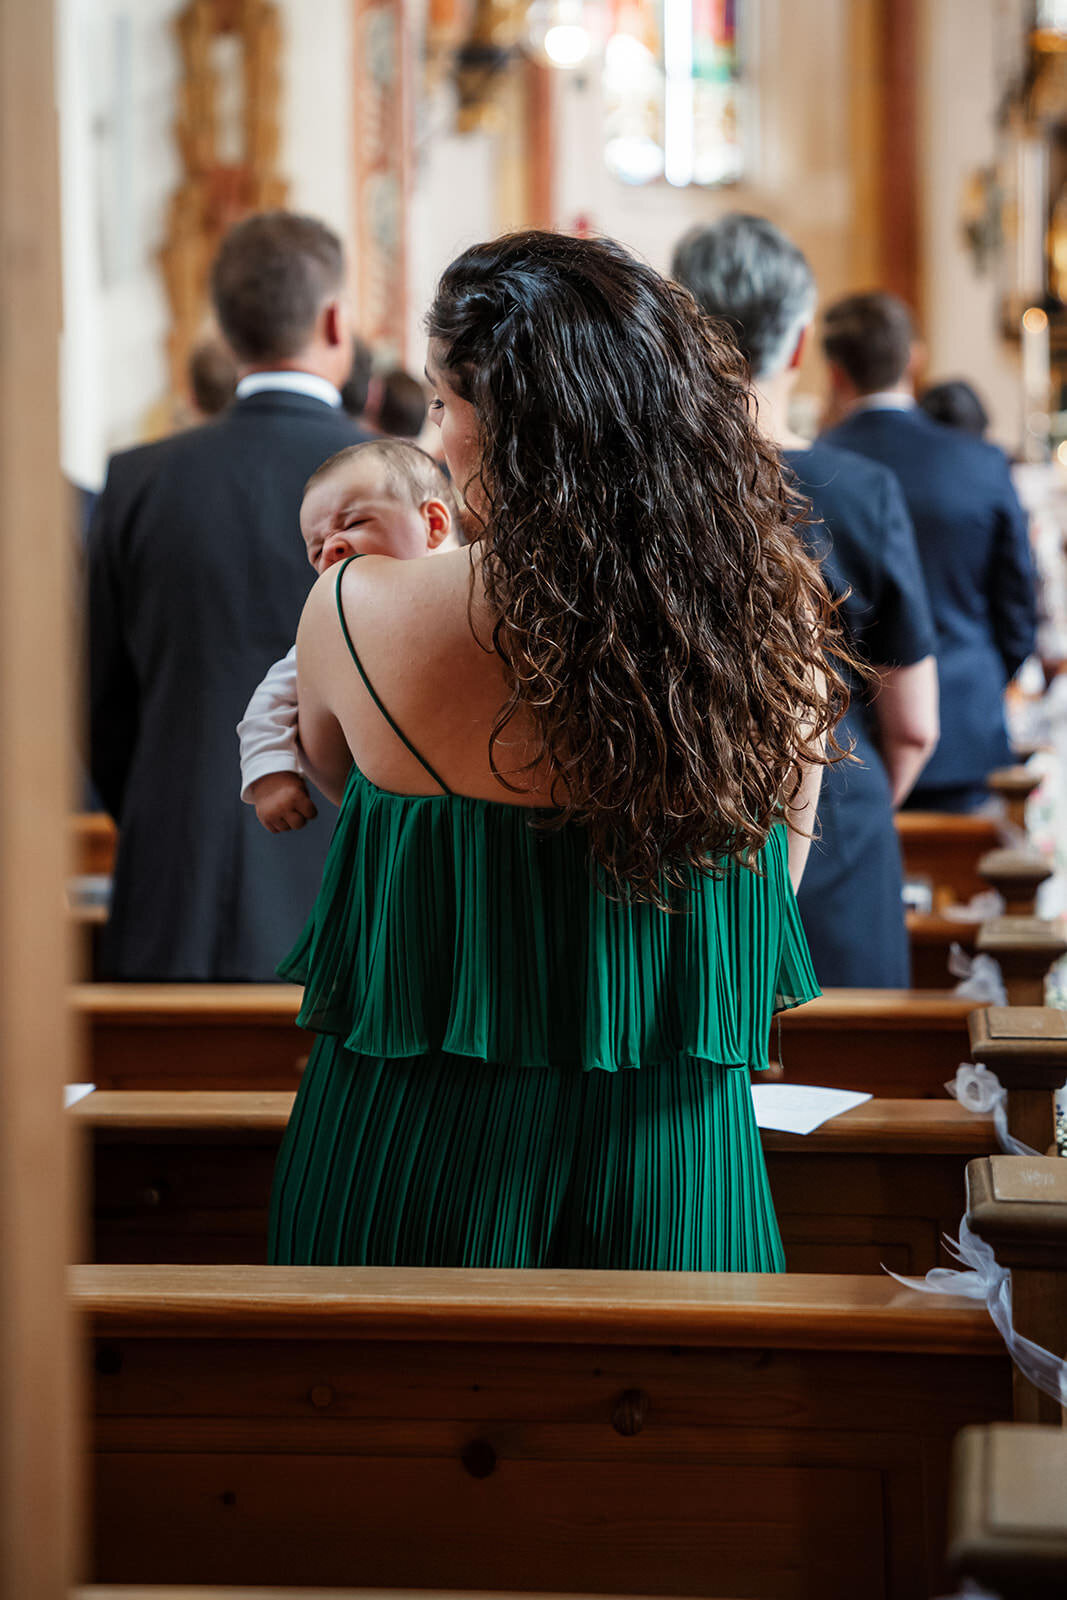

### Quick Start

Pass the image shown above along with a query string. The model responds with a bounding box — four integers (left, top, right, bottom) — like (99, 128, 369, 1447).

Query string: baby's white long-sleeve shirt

(237, 646, 301, 801)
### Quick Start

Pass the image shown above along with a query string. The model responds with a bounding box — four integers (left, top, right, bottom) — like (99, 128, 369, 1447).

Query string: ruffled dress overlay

(268, 559, 820, 1271)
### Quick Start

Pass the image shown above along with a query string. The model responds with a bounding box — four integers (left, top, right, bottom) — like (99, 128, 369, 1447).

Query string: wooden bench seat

(77, 1263, 1009, 1598)
(76, 986, 977, 1096)
(896, 811, 1001, 909)
(776, 989, 974, 1093)
(78, 1091, 997, 1276)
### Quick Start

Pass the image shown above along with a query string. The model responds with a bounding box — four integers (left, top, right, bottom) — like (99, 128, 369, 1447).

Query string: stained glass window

(603, 0, 744, 188)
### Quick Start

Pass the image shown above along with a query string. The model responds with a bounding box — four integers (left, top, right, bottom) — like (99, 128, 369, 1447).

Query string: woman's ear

(421, 498, 452, 550)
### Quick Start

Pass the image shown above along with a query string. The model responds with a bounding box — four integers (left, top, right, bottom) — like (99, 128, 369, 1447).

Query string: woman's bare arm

(872, 655, 940, 807)
(294, 570, 353, 806)
(784, 752, 824, 893)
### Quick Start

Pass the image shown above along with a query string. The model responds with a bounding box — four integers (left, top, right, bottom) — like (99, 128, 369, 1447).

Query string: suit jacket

(786, 443, 937, 986)
(88, 390, 368, 980)
(822, 406, 1036, 792)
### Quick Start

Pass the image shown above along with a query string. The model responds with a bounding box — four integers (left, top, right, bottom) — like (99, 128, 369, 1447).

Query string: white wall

(59, 0, 353, 489)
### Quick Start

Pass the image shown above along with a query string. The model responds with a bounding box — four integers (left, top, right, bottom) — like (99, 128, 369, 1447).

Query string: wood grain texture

(81, 1268, 1010, 1595)
(74, 1263, 1003, 1352)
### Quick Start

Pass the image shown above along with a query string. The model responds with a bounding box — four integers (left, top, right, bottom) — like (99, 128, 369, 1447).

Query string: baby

(238, 439, 458, 832)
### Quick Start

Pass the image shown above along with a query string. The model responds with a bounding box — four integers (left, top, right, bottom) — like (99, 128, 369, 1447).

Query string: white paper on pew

(64, 1083, 96, 1108)
(751, 1083, 872, 1135)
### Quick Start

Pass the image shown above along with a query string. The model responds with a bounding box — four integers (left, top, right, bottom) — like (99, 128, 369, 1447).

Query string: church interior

(5, 1, 1067, 1597)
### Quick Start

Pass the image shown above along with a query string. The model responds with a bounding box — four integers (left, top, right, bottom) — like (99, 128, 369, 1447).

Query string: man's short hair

(919, 379, 989, 438)
(822, 291, 915, 394)
(378, 370, 428, 438)
(670, 214, 816, 380)
(305, 439, 461, 526)
(188, 337, 237, 416)
(211, 211, 345, 364)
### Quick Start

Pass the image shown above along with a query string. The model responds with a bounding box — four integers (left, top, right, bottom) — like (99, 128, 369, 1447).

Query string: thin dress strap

(333, 555, 453, 795)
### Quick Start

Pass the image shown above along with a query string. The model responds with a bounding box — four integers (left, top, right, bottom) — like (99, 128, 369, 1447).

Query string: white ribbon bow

(948, 945, 1007, 1004)
(888, 1217, 1067, 1407)
(945, 1062, 1040, 1156)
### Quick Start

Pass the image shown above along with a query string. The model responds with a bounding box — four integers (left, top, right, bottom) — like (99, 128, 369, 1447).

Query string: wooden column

(523, 59, 555, 230)
(877, 0, 920, 309)
(352, 0, 414, 363)
(0, 1, 80, 1596)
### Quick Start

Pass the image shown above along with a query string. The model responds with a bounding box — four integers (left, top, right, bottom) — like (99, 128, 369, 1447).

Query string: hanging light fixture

(526, 0, 597, 70)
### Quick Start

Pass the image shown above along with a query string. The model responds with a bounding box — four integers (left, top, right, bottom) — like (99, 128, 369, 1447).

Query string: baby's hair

(304, 439, 460, 526)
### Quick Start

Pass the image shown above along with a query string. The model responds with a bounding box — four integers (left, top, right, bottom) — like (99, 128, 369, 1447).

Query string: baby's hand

(249, 772, 318, 833)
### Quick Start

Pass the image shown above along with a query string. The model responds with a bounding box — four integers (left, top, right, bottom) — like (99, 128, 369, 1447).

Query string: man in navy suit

(822, 293, 1037, 811)
(89, 212, 370, 979)
(672, 216, 939, 986)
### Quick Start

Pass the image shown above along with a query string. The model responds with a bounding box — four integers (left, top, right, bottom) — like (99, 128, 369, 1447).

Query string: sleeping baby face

(300, 456, 449, 573)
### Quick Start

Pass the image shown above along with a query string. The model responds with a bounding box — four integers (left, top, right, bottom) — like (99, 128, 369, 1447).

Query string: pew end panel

(986, 766, 1044, 832)
(967, 1007, 1067, 1155)
(948, 1423, 1067, 1597)
(966, 1155, 1067, 1426)
(978, 847, 1054, 917)
(975, 919, 1067, 1008)
(78, 1266, 1010, 1599)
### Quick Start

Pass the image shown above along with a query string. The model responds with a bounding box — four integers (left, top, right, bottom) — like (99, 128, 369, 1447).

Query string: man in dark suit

(88, 211, 370, 979)
(672, 214, 939, 986)
(822, 292, 1037, 812)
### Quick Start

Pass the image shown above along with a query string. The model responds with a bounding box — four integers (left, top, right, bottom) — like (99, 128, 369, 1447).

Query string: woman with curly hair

(268, 230, 848, 1273)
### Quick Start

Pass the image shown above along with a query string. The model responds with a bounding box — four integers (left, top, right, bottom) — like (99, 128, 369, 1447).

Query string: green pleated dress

(268, 561, 820, 1273)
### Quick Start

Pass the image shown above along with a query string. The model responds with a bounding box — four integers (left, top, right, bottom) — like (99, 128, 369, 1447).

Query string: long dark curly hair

(427, 230, 852, 902)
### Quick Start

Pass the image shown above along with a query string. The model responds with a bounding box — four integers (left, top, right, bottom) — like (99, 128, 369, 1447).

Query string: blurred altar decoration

(160, 0, 286, 399)
(427, 0, 747, 185)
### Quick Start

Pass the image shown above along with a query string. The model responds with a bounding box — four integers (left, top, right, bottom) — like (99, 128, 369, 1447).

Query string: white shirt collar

(235, 371, 342, 409)
(849, 390, 916, 414)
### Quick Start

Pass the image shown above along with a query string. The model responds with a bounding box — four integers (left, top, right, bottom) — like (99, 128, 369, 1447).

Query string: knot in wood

(460, 1438, 497, 1478)
(611, 1388, 650, 1436)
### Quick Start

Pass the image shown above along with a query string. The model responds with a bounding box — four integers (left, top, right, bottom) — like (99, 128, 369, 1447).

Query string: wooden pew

(968, 1006, 1067, 1154)
(896, 812, 1001, 910)
(948, 1424, 1067, 1597)
(76, 986, 978, 1097)
(777, 990, 974, 1095)
(75, 985, 310, 1091)
(907, 911, 978, 989)
(78, 1263, 1009, 1597)
(79, 1592, 670, 1600)
(77, 1090, 999, 1276)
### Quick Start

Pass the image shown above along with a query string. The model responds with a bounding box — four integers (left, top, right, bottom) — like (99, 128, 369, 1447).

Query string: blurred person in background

(919, 378, 990, 439)
(88, 211, 371, 980)
(363, 368, 429, 439)
(673, 215, 939, 986)
(822, 293, 1036, 812)
(341, 334, 374, 422)
(186, 335, 238, 420)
